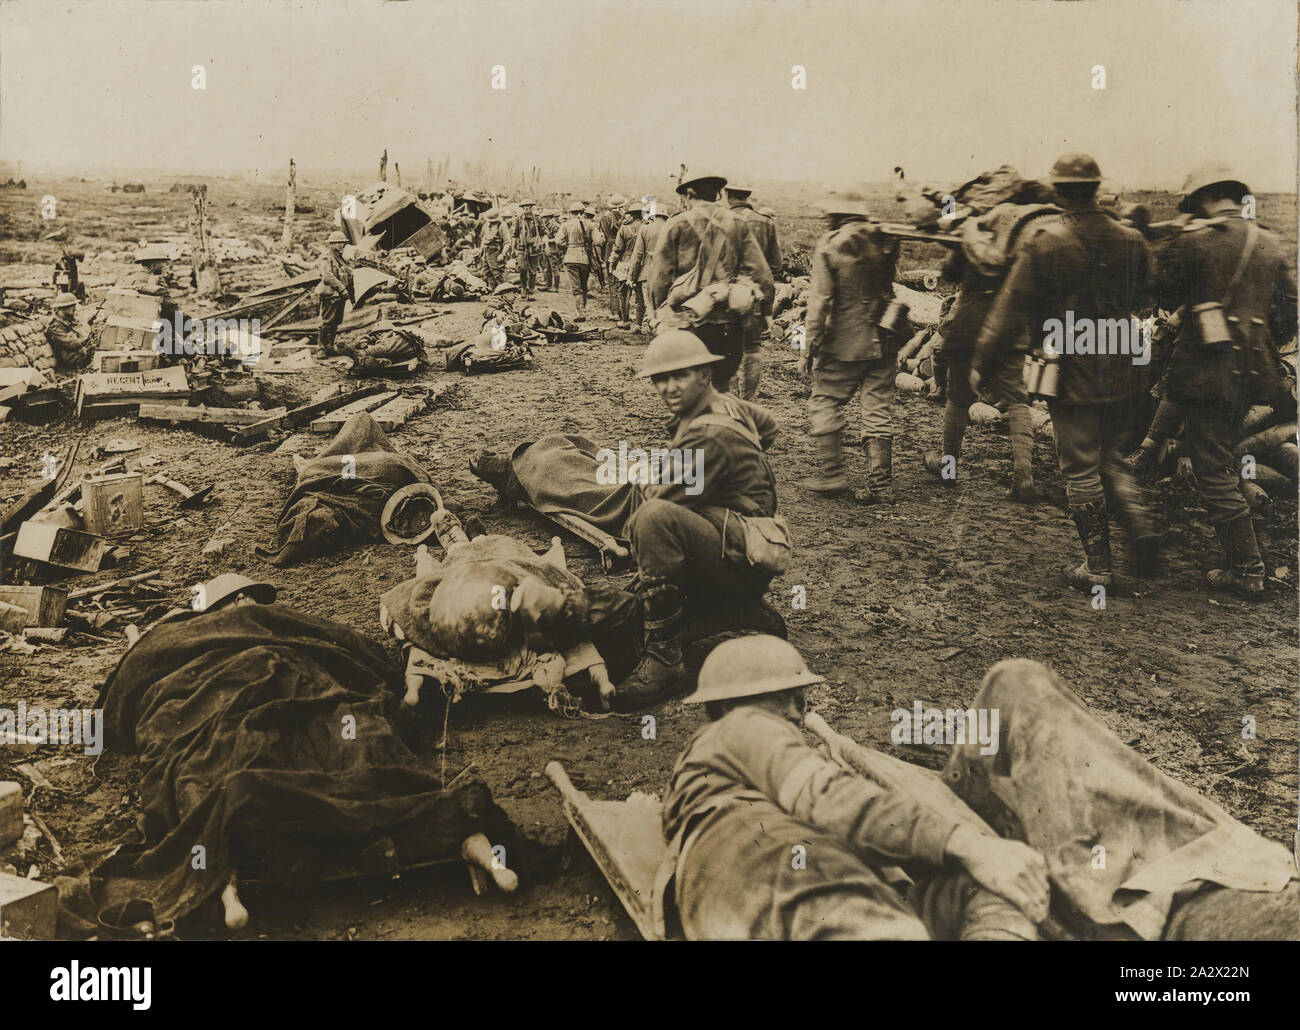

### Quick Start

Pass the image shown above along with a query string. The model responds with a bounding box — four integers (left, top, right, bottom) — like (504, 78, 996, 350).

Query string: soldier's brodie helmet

(638, 329, 723, 378)
(327, 230, 348, 244)
(681, 635, 825, 705)
(1177, 161, 1250, 214)
(52, 292, 78, 309)
(1048, 153, 1102, 184)
(568, 201, 585, 213)
(676, 171, 728, 196)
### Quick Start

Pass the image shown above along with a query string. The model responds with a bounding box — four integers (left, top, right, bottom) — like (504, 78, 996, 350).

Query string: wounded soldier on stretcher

(663, 636, 1298, 941)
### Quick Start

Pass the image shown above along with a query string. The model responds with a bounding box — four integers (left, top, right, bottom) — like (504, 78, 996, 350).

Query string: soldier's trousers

(541, 254, 558, 289)
(632, 281, 648, 325)
(627, 499, 766, 598)
(317, 294, 345, 353)
(1048, 400, 1148, 524)
(692, 322, 744, 391)
(946, 348, 1026, 409)
(1185, 406, 1251, 527)
(808, 356, 895, 439)
(676, 805, 1034, 940)
(482, 247, 503, 289)
(518, 252, 538, 294)
(564, 263, 590, 311)
(606, 269, 621, 316)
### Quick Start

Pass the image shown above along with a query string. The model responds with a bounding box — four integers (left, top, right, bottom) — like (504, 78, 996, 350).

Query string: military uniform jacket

(554, 217, 594, 266)
(1156, 208, 1296, 408)
(610, 220, 640, 278)
(479, 221, 509, 252)
(514, 212, 544, 256)
(974, 207, 1154, 406)
(805, 220, 898, 364)
(729, 201, 783, 283)
(662, 706, 959, 905)
(45, 314, 92, 369)
(598, 211, 618, 263)
(647, 202, 774, 321)
(629, 221, 663, 283)
(644, 391, 779, 564)
(316, 249, 354, 302)
(939, 247, 1008, 355)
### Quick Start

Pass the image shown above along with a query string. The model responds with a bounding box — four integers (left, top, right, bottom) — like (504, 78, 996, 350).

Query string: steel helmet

(624, 201, 644, 216)
(519, 199, 536, 207)
(638, 329, 723, 377)
(724, 181, 754, 195)
(1177, 161, 1249, 213)
(52, 292, 78, 308)
(676, 171, 728, 195)
(681, 635, 825, 705)
(568, 201, 584, 213)
(1049, 153, 1102, 184)
(653, 208, 670, 219)
(327, 230, 348, 244)
(197, 573, 277, 611)
(609, 193, 628, 207)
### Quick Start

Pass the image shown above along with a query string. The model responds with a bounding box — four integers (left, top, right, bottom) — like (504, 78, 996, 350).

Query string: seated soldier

(44, 292, 93, 370)
(616, 330, 787, 710)
(664, 636, 1299, 941)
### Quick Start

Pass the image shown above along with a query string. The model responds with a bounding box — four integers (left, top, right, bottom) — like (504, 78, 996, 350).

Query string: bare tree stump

(379, 149, 387, 182)
(395, 163, 401, 188)
(279, 158, 296, 252)
(189, 184, 221, 297)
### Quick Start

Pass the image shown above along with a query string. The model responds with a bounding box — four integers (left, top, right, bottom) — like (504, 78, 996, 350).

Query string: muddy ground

(1, 179, 1296, 940)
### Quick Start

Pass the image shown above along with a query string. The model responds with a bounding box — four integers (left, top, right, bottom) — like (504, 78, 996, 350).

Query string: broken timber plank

(366, 392, 430, 431)
(231, 384, 387, 444)
(0, 442, 78, 535)
(308, 391, 399, 433)
(260, 286, 315, 330)
(137, 403, 288, 426)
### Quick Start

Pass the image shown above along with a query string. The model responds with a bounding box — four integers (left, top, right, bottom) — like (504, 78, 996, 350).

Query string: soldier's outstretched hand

(946, 825, 1051, 924)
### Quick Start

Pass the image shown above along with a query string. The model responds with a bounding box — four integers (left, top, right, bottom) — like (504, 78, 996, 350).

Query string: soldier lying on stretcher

(663, 636, 1298, 940)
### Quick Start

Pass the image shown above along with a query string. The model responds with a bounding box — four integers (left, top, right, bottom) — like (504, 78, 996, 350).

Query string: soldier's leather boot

(1006, 403, 1037, 503)
(1206, 515, 1266, 600)
(1065, 500, 1113, 593)
(802, 430, 850, 495)
(612, 578, 686, 711)
(1123, 438, 1162, 472)
(740, 352, 763, 401)
(923, 403, 966, 486)
(855, 438, 895, 505)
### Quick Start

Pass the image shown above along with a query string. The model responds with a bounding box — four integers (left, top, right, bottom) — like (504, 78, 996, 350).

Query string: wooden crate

(101, 288, 163, 322)
(93, 349, 162, 374)
(81, 472, 144, 537)
(0, 782, 21, 847)
(98, 316, 162, 352)
(13, 521, 107, 573)
(0, 586, 68, 628)
(0, 870, 57, 940)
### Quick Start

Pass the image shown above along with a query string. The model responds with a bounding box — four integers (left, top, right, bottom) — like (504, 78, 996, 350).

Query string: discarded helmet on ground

(198, 573, 278, 611)
(638, 329, 723, 378)
(1177, 161, 1250, 213)
(1049, 153, 1102, 184)
(681, 634, 825, 705)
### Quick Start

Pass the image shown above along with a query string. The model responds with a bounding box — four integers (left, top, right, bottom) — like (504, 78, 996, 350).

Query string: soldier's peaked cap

(1177, 161, 1249, 213)
(681, 635, 825, 704)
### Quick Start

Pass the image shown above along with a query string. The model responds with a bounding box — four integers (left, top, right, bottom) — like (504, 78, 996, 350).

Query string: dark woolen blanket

(73, 604, 522, 931)
(255, 411, 431, 566)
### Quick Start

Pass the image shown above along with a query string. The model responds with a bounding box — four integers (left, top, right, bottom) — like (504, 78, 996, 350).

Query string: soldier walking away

(975, 154, 1159, 593)
(647, 170, 774, 392)
(615, 330, 786, 711)
(1156, 162, 1298, 600)
(799, 193, 903, 504)
(44, 292, 93, 370)
(628, 205, 669, 334)
(540, 210, 561, 291)
(609, 200, 643, 328)
(923, 174, 1055, 502)
(316, 230, 353, 356)
(600, 196, 624, 316)
(725, 181, 783, 400)
(583, 206, 607, 295)
(555, 201, 596, 317)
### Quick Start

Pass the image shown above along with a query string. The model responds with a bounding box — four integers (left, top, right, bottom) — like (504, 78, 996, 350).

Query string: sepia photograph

(0, 0, 1296, 1001)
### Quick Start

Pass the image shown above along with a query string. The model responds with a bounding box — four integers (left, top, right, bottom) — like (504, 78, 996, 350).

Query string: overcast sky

(1, 0, 1295, 190)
